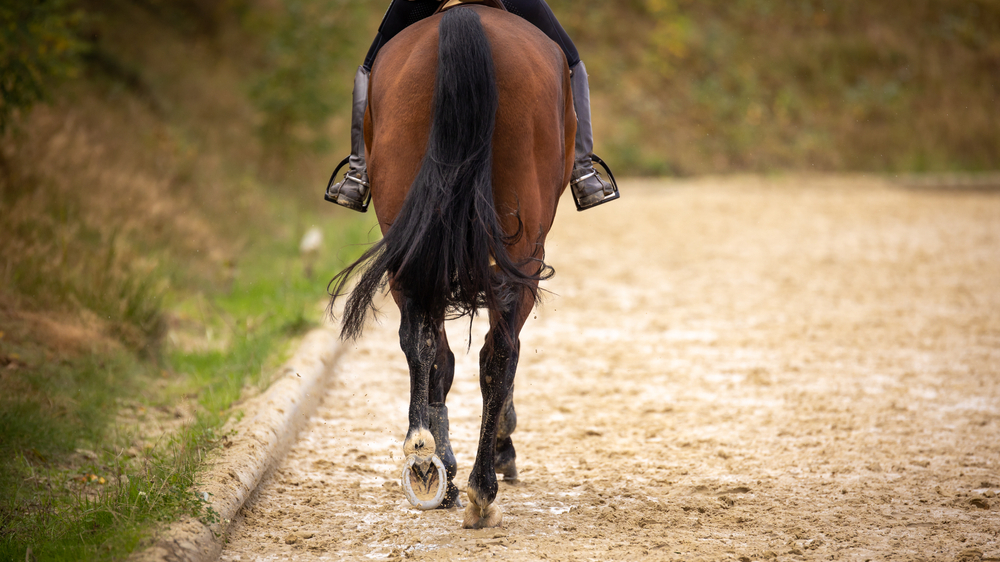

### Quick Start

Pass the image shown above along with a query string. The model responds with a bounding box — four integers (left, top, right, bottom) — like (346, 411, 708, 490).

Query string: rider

(326, 0, 618, 212)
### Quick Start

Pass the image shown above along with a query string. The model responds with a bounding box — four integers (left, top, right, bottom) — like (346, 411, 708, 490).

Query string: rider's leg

(325, 65, 370, 211)
(567, 60, 617, 209)
(326, 0, 440, 212)
(501, 0, 618, 210)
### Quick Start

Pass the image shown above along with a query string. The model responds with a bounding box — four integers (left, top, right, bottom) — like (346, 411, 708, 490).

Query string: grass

(0, 336, 199, 559)
(550, 0, 1000, 175)
(0, 358, 221, 559)
(0, 1, 381, 555)
(0, 214, 373, 560)
(165, 215, 376, 416)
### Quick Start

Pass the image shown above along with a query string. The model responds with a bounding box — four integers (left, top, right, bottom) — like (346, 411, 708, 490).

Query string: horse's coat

(329, 5, 574, 528)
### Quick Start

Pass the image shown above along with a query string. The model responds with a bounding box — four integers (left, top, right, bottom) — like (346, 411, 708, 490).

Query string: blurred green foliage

(246, 0, 370, 159)
(6, 0, 997, 173)
(642, 0, 694, 78)
(0, 0, 85, 134)
(0, 0, 379, 558)
(549, 0, 1000, 174)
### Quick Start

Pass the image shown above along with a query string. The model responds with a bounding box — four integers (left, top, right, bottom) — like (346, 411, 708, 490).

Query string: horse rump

(328, 7, 551, 341)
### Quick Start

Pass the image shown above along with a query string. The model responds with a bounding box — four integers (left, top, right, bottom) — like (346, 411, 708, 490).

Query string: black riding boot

(569, 61, 618, 211)
(325, 66, 370, 212)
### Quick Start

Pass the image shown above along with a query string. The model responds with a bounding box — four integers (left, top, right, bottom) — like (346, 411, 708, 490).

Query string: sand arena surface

(220, 177, 999, 561)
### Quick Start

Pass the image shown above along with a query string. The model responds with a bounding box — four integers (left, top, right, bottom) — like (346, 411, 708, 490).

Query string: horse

(328, 3, 575, 529)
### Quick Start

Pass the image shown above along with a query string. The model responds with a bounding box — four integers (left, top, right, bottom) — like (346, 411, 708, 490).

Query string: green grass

(0, 390, 224, 560)
(0, 0, 382, 557)
(0, 213, 373, 560)
(167, 214, 376, 413)
(1, 1, 378, 555)
(0, 346, 193, 559)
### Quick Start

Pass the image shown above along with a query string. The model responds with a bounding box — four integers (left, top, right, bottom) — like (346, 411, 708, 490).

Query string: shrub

(0, 0, 85, 134)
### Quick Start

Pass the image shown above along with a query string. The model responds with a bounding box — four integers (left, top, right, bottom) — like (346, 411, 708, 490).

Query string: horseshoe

(400, 454, 447, 510)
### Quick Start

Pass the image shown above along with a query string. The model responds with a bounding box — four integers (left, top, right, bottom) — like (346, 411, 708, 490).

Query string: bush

(246, 0, 370, 160)
(0, 0, 85, 134)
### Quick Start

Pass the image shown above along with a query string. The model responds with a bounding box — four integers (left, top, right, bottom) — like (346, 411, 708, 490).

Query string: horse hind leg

(398, 297, 448, 510)
(464, 306, 522, 529)
(494, 378, 518, 481)
(428, 323, 462, 508)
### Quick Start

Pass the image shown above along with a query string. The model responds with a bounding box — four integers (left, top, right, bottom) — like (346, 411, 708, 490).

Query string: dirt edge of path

(130, 327, 344, 562)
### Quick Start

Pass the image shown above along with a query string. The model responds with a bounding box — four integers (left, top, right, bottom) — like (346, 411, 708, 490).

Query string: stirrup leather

(324, 156, 372, 212)
(571, 154, 621, 211)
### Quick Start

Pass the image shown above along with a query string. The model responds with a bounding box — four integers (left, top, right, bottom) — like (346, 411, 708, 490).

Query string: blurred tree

(0, 0, 85, 134)
(247, 0, 368, 161)
(644, 0, 694, 79)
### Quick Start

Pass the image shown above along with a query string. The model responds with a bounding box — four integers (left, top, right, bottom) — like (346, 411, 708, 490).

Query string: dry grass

(0, 2, 369, 558)
(552, 0, 1000, 175)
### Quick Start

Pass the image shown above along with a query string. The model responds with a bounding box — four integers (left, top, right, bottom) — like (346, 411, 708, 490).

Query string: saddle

(434, 0, 507, 14)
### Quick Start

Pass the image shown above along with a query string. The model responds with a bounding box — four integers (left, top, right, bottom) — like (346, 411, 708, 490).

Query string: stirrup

(324, 156, 371, 212)
(571, 154, 620, 211)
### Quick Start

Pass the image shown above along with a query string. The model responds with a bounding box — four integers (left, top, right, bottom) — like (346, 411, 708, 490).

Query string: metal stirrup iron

(570, 154, 620, 211)
(324, 156, 372, 212)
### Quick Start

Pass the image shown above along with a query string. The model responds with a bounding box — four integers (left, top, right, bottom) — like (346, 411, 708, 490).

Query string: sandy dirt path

(220, 176, 999, 561)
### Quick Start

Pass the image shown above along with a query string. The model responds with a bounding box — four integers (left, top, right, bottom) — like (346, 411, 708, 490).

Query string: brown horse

(329, 4, 574, 529)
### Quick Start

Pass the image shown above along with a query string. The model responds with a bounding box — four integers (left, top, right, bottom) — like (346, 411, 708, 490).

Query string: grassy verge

(1, 0, 381, 557)
(0, 0, 372, 557)
(0, 349, 214, 559)
(0, 213, 373, 560)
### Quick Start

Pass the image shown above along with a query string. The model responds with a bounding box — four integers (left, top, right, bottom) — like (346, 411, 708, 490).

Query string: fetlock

(494, 389, 518, 480)
(325, 66, 371, 212)
(494, 436, 518, 481)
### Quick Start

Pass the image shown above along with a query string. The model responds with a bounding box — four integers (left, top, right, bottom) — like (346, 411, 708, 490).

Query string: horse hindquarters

(338, 7, 534, 516)
(330, 5, 569, 527)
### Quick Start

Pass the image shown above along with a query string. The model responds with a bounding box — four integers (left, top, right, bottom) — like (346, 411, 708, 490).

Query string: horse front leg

(397, 296, 448, 510)
(464, 305, 522, 529)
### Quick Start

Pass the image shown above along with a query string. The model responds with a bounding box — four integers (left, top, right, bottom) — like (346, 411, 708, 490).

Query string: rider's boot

(325, 66, 370, 212)
(569, 61, 618, 211)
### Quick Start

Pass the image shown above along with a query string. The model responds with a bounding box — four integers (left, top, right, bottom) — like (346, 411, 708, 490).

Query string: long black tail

(329, 7, 550, 340)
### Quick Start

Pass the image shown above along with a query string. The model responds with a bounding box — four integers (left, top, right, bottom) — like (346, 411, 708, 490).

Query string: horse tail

(329, 7, 548, 340)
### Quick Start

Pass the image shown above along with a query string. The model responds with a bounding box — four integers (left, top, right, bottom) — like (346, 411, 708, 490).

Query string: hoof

(401, 454, 447, 510)
(439, 482, 463, 509)
(496, 461, 518, 482)
(463, 501, 502, 529)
